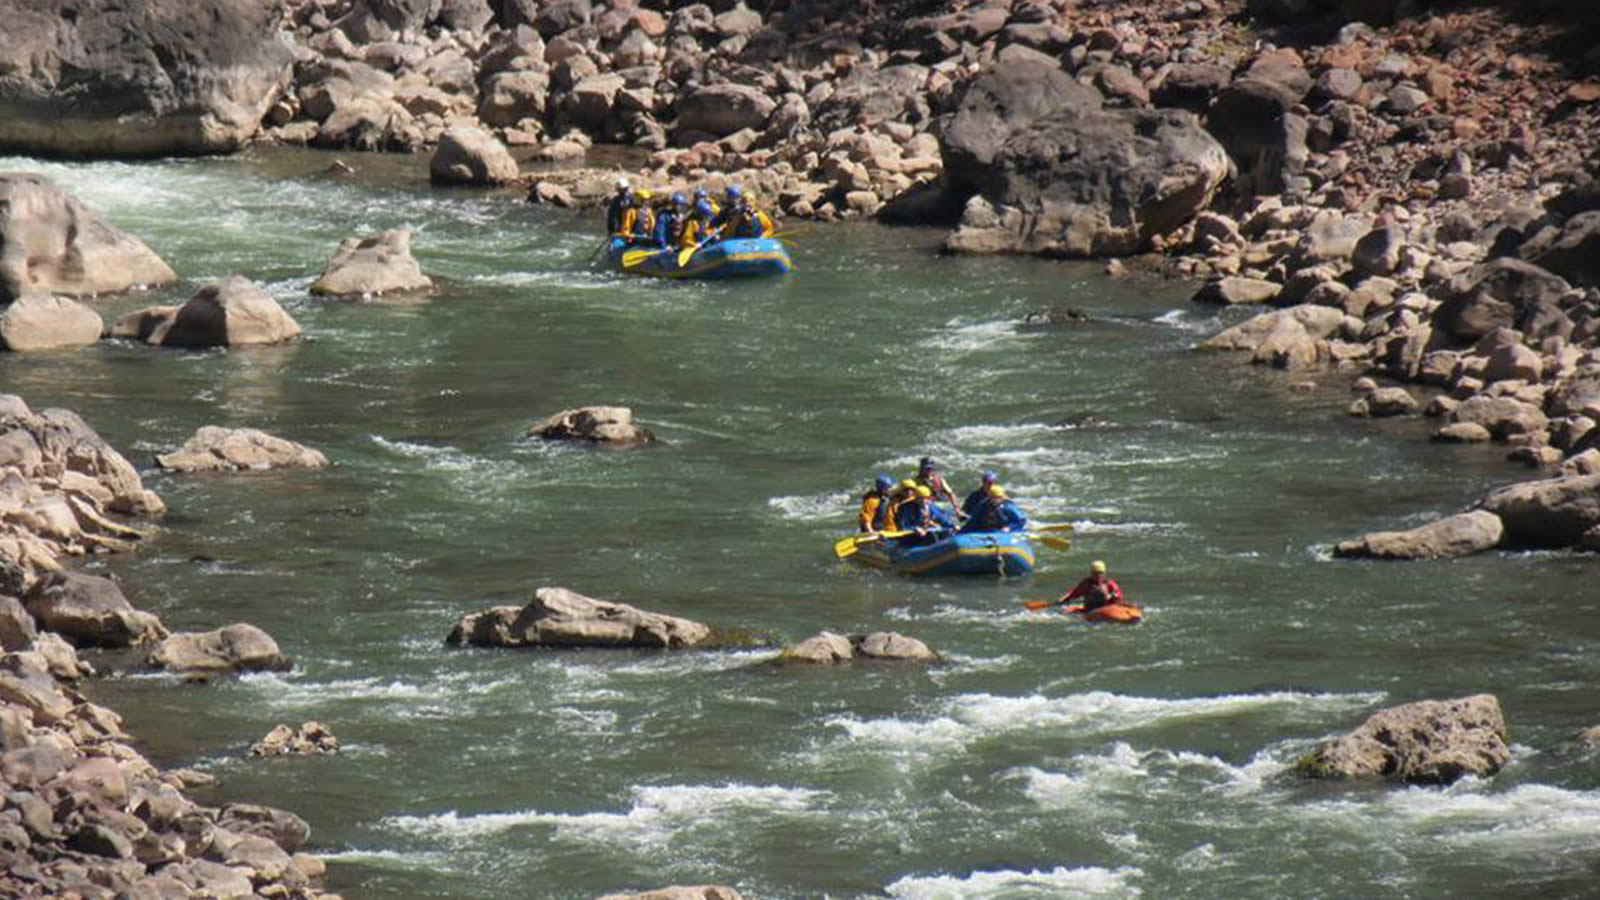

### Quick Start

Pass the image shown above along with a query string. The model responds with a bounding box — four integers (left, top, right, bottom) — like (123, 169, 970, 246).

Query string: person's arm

(1059, 579, 1086, 604)
(1107, 579, 1124, 603)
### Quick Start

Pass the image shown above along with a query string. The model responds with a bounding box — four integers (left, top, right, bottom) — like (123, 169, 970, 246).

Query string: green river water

(2, 149, 1598, 899)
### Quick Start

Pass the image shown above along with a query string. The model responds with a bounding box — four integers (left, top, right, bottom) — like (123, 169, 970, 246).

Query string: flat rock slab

(528, 406, 657, 446)
(1296, 694, 1509, 785)
(447, 586, 711, 649)
(155, 426, 329, 472)
(1332, 509, 1504, 560)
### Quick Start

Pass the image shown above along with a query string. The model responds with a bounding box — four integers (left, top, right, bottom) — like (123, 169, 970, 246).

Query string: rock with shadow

(155, 426, 329, 473)
(309, 228, 434, 298)
(1295, 694, 1510, 785)
(527, 406, 657, 446)
(447, 586, 714, 649)
(776, 630, 940, 664)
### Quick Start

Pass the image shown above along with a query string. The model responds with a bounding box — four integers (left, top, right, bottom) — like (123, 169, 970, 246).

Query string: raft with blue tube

(842, 531, 1037, 577)
(605, 237, 792, 280)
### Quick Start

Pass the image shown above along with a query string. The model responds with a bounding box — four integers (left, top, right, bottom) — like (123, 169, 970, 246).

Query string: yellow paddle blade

(621, 250, 656, 268)
(833, 535, 864, 558)
(677, 244, 697, 267)
(1034, 534, 1072, 551)
(1033, 523, 1075, 533)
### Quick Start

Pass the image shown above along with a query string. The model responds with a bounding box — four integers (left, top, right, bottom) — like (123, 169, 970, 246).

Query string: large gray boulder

(155, 426, 329, 473)
(0, 174, 178, 303)
(1529, 210, 1600, 289)
(1296, 695, 1510, 785)
(1480, 473, 1600, 549)
(0, 293, 104, 352)
(309, 228, 433, 298)
(0, 0, 293, 156)
(1332, 510, 1504, 560)
(23, 572, 166, 648)
(147, 623, 292, 674)
(446, 586, 712, 649)
(1433, 259, 1573, 342)
(941, 55, 1229, 257)
(676, 83, 776, 138)
(115, 276, 301, 348)
(778, 631, 939, 664)
(429, 127, 520, 186)
(1204, 60, 1313, 198)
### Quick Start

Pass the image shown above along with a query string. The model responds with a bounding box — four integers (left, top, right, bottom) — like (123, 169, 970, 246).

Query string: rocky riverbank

(1, 394, 335, 898)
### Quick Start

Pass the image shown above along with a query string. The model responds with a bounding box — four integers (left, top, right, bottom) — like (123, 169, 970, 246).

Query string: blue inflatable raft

(848, 531, 1036, 577)
(605, 237, 792, 280)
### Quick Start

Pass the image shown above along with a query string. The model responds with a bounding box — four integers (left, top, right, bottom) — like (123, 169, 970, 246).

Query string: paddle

(677, 225, 726, 268)
(1032, 533, 1072, 551)
(620, 247, 663, 269)
(1024, 598, 1061, 611)
(834, 530, 911, 559)
(1032, 523, 1075, 534)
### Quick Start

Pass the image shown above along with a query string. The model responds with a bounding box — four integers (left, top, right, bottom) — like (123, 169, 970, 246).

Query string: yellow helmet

(899, 479, 917, 491)
(988, 485, 1007, 498)
(635, 189, 653, 201)
(1091, 560, 1107, 574)
(915, 485, 932, 498)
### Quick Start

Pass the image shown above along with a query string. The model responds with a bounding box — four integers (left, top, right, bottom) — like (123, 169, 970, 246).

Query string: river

(2, 149, 1598, 899)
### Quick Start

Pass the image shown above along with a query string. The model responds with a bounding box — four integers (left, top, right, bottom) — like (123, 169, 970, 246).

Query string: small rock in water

(250, 722, 339, 757)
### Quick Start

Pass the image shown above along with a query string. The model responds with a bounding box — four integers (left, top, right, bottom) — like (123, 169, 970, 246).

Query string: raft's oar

(1032, 523, 1075, 534)
(834, 530, 911, 559)
(1024, 598, 1061, 611)
(620, 247, 662, 269)
(677, 225, 726, 268)
(1032, 533, 1072, 551)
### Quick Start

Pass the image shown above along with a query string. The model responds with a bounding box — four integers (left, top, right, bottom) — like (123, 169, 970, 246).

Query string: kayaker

(1056, 560, 1123, 612)
(653, 193, 687, 248)
(915, 457, 962, 518)
(858, 474, 895, 533)
(728, 191, 775, 238)
(961, 471, 998, 521)
(960, 484, 1028, 533)
(604, 177, 633, 237)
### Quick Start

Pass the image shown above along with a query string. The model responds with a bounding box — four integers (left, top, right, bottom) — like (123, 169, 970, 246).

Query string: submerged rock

(147, 623, 292, 674)
(1296, 694, 1510, 785)
(447, 586, 711, 649)
(597, 888, 746, 900)
(0, 174, 177, 303)
(249, 722, 339, 757)
(778, 630, 939, 664)
(528, 406, 657, 446)
(309, 228, 433, 298)
(115, 276, 302, 348)
(1332, 509, 1504, 560)
(155, 426, 329, 473)
(0, 293, 104, 352)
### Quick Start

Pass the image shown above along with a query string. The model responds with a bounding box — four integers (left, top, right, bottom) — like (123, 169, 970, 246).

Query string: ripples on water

(4, 149, 1600, 899)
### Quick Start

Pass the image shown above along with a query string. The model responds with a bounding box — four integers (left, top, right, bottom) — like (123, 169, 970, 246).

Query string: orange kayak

(1062, 602, 1144, 624)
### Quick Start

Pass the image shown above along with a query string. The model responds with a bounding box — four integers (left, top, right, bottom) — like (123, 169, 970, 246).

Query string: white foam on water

(829, 691, 1384, 757)
(1154, 307, 1222, 334)
(1307, 782, 1600, 854)
(884, 864, 1142, 899)
(768, 491, 851, 521)
(944, 423, 1058, 447)
(368, 434, 457, 459)
(381, 782, 829, 849)
(919, 318, 1020, 355)
(319, 848, 454, 868)
(608, 650, 775, 678)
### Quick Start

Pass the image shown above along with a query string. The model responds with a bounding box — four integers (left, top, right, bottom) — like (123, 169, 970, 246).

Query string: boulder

(23, 572, 166, 648)
(445, 586, 711, 649)
(0, 651, 73, 724)
(1251, 316, 1323, 369)
(248, 722, 339, 757)
(476, 71, 550, 129)
(941, 58, 1229, 256)
(527, 406, 656, 445)
(778, 630, 939, 663)
(215, 802, 311, 853)
(154, 426, 329, 473)
(1434, 259, 1572, 342)
(429, 127, 520, 186)
(1432, 421, 1493, 444)
(309, 229, 433, 298)
(1296, 695, 1510, 785)
(1197, 304, 1346, 353)
(136, 276, 301, 348)
(809, 65, 930, 134)
(1355, 386, 1419, 417)
(1351, 226, 1403, 277)
(1332, 510, 1504, 560)
(0, 595, 36, 650)
(146, 623, 292, 674)
(676, 84, 776, 138)
(0, 293, 104, 351)
(1481, 473, 1600, 549)
(1191, 276, 1281, 305)
(0, 174, 177, 303)
(1205, 71, 1311, 198)
(778, 631, 854, 664)
(0, 0, 293, 156)
(1449, 395, 1548, 440)
(1530, 210, 1600, 289)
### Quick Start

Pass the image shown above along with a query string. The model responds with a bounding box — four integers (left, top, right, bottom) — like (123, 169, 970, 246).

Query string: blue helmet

(693, 187, 709, 201)
(694, 199, 713, 216)
(725, 185, 743, 200)
(874, 474, 894, 491)
(670, 192, 686, 206)
(981, 470, 997, 483)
